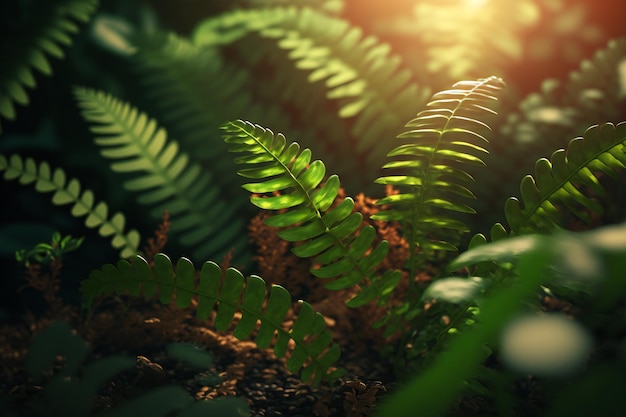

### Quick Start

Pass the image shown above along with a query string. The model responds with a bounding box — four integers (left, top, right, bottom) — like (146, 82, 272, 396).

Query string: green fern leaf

(0, 0, 99, 133)
(478, 38, 626, 226)
(81, 253, 342, 384)
(374, 77, 505, 256)
(504, 121, 626, 235)
(0, 153, 139, 258)
(193, 7, 430, 183)
(73, 87, 248, 261)
(222, 120, 401, 307)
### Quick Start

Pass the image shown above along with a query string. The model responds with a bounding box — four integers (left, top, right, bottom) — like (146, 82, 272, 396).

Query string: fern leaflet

(73, 87, 248, 261)
(222, 120, 401, 307)
(0, 153, 140, 258)
(81, 253, 342, 384)
(0, 0, 99, 133)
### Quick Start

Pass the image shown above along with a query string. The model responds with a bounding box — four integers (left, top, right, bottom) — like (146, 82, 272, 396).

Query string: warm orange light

(466, 0, 489, 7)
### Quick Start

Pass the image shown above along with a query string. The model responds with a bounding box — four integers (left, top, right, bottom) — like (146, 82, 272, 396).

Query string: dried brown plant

(18, 259, 67, 318)
(142, 210, 171, 264)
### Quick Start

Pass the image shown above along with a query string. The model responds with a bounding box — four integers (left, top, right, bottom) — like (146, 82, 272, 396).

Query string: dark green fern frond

(193, 6, 430, 182)
(73, 87, 248, 261)
(0, 153, 140, 258)
(132, 31, 317, 180)
(131, 32, 244, 166)
(222, 120, 401, 307)
(0, 0, 99, 133)
(374, 77, 505, 259)
(504, 121, 626, 235)
(81, 253, 342, 384)
(502, 37, 626, 152)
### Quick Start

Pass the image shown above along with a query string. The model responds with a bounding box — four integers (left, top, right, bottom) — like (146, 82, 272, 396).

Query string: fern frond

(504, 121, 626, 235)
(222, 120, 401, 307)
(0, 0, 99, 133)
(501, 38, 626, 154)
(0, 153, 140, 258)
(81, 253, 342, 384)
(132, 33, 242, 165)
(73, 87, 248, 261)
(374, 77, 505, 257)
(132, 31, 323, 180)
(472, 38, 626, 232)
(193, 7, 430, 179)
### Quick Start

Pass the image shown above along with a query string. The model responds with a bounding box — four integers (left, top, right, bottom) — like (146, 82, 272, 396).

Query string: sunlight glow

(466, 0, 489, 7)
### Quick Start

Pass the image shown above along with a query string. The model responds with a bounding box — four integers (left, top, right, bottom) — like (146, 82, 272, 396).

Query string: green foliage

(379, 223, 626, 417)
(15, 231, 84, 266)
(222, 119, 402, 307)
(73, 87, 248, 261)
(1, 1, 625, 415)
(0, 0, 99, 133)
(81, 253, 342, 384)
(374, 77, 505, 257)
(0, 153, 140, 258)
(504, 121, 626, 235)
(474, 37, 626, 224)
(192, 6, 430, 187)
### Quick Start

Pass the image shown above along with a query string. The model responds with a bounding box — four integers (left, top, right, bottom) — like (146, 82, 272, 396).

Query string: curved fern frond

(81, 253, 342, 384)
(222, 120, 402, 307)
(374, 77, 505, 259)
(504, 121, 626, 235)
(472, 38, 626, 232)
(73, 87, 248, 261)
(193, 7, 430, 179)
(0, 0, 99, 133)
(0, 153, 140, 258)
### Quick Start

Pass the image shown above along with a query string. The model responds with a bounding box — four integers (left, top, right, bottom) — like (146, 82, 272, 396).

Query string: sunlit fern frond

(222, 120, 402, 307)
(0, 0, 99, 133)
(73, 87, 248, 262)
(374, 77, 505, 258)
(193, 7, 430, 188)
(81, 253, 343, 384)
(503, 121, 626, 235)
(0, 153, 140, 258)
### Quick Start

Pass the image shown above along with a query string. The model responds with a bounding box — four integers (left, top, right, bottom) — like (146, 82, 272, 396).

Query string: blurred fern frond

(472, 37, 626, 228)
(193, 6, 429, 188)
(0, 153, 139, 258)
(0, 0, 99, 133)
(374, 0, 538, 82)
(73, 87, 248, 262)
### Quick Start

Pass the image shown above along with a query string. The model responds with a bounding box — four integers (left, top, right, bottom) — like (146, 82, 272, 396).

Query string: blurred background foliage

(1, 0, 624, 316)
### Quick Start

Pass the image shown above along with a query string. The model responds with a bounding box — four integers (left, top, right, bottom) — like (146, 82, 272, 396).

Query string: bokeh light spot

(501, 314, 593, 377)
